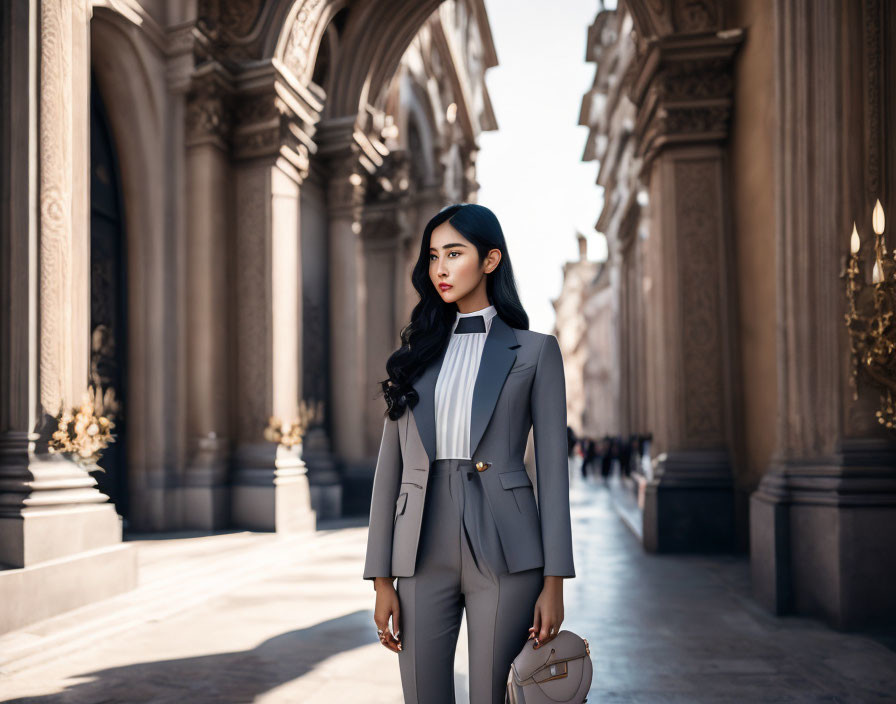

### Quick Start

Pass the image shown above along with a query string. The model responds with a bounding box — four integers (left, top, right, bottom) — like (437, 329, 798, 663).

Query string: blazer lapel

(410, 314, 520, 465)
(410, 341, 448, 466)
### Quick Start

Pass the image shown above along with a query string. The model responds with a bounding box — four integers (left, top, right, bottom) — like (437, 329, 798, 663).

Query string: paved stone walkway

(2, 467, 896, 703)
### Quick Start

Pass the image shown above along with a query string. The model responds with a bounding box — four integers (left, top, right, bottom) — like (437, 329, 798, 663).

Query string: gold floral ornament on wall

(48, 384, 120, 469)
(841, 199, 896, 430)
(264, 398, 324, 449)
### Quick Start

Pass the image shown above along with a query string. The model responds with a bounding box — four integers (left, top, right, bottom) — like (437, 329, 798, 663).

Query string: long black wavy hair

(378, 203, 529, 421)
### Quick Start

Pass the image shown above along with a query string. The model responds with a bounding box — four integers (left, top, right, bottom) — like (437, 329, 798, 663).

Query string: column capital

(364, 149, 412, 207)
(186, 62, 235, 150)
(630, 29, 744, 169)
(186, 60, 323, 185)
(316, 121, 371, 220)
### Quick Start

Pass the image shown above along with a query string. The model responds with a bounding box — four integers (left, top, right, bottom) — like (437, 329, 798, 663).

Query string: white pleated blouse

(434, 304, 499, 460)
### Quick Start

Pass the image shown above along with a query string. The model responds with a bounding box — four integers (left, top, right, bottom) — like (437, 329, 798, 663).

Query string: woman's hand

(373, 577, 402, 653)
(528, 576, 564, 649)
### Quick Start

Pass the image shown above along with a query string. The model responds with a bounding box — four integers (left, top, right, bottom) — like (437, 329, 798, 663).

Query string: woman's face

(428, 220, 501, 307)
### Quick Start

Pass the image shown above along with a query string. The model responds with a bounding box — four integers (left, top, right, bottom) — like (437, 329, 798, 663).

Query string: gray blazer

(362, 313, 575, 580)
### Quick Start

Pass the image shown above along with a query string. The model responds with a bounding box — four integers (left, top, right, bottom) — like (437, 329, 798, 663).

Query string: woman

(363, 203, 576, 704)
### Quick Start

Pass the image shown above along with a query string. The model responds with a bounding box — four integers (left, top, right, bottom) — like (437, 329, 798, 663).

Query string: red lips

(439, 284, 452, 291)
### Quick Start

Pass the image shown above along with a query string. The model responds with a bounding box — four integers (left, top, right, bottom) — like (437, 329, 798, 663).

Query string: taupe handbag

(505, 629, 593, 703)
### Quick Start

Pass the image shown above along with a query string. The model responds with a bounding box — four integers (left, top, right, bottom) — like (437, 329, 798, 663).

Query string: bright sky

(477, 0, 609, 333)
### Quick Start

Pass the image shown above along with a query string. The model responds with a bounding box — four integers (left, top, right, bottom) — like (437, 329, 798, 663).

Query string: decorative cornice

(625, 0, 723, 48)
(195, 0, 339, 87)
(194, 0, 266, 66)
(186, 63, 235, 149)
(186, 60, 322, 183)
(630, 29, 744, 169)
(319, 126, 368, 219)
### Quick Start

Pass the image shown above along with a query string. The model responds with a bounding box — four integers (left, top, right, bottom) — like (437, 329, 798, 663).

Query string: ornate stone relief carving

(660, 105, 730, 136)
(629, 0, 720, 39)
(234, 169, 269, 439)
(39, 0, 74, 419)
(675, 159, 724, 443)
(195, 0, 332, 89)
(187, 67, 314, 182)
(195, 0, 266, 64)
(230, 91, 281, 157)
(282, 0, 327, 81)
(671, 0, 719, 33)
(655, 59, 733, 101)
(863, 0, 882, 198)
(186, 72, 233, 148)
(198, 0, 265, 38)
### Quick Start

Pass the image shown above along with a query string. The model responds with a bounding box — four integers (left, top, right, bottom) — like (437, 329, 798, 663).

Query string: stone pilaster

(361, 150, 412, 455)
(631, 29, 744, 552)
(183, 63, 235, 529)
(227, 63, 319, 533)
(0, 0, 136, 634)
(316, 121, 372, 513)
(750, 0, 896, 630)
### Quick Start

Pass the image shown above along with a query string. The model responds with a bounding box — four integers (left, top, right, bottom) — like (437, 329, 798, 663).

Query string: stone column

(228, 66, 317, 533)
(299, 163, 341, 522)
(632, 31, 744, 553)
(750, 0, 896, 630)
(316, 122, 371, 514)
(361, 151, 412, 454)
(0, 0, 136, 634)
(183, 64, 234, 529)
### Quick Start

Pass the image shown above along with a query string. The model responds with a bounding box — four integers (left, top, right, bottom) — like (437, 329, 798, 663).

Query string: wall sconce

(841, 199, 896, 430)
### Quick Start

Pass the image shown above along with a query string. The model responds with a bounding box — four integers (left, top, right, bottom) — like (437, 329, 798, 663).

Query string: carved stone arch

(272, 0, 349, 85)
(194, 0, 340, 69)
(310, 7, 345, 90)
(326, 0, 443, 120)
(90, 7, 169, 529)
(91, 8, 164, 138)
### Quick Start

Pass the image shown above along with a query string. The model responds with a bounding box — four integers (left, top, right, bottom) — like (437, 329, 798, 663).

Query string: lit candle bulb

(872, 199, 885, 236)
(872, 259, 882, 284)
(850, 222, 860, 254)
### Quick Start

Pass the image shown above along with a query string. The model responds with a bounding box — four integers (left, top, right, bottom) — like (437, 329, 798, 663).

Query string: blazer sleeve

(362, 414, 403, 581)
(530, 334, 576, 578)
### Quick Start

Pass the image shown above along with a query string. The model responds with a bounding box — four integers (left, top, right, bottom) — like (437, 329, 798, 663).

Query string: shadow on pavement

(3, 609, 379, 704)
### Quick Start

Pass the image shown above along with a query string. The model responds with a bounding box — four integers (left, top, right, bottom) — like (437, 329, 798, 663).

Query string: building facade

(553, 234, 601, 438)
(576, 0, 896, 631)
(0, 0, 496, 633)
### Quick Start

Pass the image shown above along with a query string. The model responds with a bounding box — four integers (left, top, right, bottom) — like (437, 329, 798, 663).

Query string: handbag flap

(511, 630, 588, 681)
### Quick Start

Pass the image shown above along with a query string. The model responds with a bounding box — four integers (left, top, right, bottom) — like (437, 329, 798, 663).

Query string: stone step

(0, 527, 357, 676)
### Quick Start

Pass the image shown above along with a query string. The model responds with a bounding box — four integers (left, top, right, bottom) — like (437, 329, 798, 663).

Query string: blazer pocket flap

(394, 492, 408, 517)
(499, 469, 532, 490)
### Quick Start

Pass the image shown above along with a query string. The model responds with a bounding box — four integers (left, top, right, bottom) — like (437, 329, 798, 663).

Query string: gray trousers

(396, 458, 543, 704)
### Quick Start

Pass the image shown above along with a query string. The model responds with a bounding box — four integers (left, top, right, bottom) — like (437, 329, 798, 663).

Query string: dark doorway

(89, 72, 129, 525)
